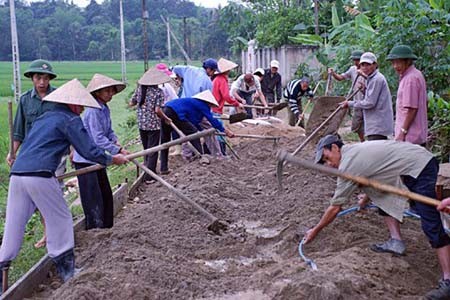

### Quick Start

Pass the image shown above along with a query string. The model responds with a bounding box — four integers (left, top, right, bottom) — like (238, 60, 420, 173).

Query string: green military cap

(350, 50, 364, 60)
(386, 45, 418, 60)
(24, 59, 57, 79)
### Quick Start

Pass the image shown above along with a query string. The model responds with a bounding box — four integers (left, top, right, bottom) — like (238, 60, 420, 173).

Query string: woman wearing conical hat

(72, 74, 128, 230)
(156, 90, 235, 174)
(129, 68, 170, 183)
(212, 58, 244, 116)
(0, 79, 128, 288)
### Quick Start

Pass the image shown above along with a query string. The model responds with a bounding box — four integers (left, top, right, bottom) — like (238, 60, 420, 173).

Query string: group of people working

(306, 45, 450, 300)
(0, 44, 448, 299)
(0, 55, 284, 289)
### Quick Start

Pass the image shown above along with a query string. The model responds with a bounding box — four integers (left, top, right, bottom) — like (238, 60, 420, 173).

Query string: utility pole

(10, 0, 21, 102)
(183, 17, 188, 65)
(166, 17, 172, 64)
(314, 0, 319, 35)
(119, 0, 127, 83)
(142, 0, 149, 71)
(160, 15, 191, 63)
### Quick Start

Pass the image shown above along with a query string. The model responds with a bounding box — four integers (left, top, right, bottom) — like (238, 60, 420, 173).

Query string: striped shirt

(283, 79, 314, 115)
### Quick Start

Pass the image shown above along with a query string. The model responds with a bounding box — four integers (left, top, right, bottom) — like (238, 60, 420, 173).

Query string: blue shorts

(403, 157, 450, 249)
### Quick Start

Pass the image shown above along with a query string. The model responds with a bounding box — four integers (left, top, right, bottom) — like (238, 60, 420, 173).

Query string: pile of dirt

(31, 123, 440, 300)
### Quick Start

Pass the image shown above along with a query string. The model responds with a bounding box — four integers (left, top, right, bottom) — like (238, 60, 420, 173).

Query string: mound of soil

(31, 122, 440, 300)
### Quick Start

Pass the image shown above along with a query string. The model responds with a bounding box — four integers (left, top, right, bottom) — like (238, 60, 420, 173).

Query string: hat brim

(386, 54, 418, 60)
(90, 83, 126, 94)
(24, 69, 57, 79)
(314, 148, 325, 164)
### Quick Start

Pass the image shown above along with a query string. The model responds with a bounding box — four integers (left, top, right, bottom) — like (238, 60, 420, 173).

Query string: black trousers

(139, 129, 160, 180)
(74, 162, 114, 229)
(160, 107, 203, 172)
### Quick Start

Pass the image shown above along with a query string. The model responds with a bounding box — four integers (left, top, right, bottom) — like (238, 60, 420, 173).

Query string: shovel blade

(271, 102, 288, 111)
(207, 220, 229, 235)
(229, 112, 248, 124)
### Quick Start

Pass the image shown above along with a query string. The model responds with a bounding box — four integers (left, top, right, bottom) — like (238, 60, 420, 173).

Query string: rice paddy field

(0, 60, 190, 283)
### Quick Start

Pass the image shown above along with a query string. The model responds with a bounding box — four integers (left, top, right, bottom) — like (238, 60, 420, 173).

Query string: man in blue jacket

(157, 90, 234, 174)
(0, 79, 128, 290)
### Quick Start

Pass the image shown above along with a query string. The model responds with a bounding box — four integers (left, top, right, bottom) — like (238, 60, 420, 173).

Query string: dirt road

(32, 121, 439, 300)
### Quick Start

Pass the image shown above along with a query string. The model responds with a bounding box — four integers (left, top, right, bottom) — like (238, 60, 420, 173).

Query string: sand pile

(30, 122, 440, 300)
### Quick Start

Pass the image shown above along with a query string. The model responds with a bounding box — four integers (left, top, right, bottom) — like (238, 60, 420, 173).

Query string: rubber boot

(52, 249, 75, 282)
(0, 261, 11, 295)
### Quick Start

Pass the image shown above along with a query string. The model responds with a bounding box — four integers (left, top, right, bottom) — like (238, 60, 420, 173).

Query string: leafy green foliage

(0, 0, 230, 62)
(428, 92, 450, 162)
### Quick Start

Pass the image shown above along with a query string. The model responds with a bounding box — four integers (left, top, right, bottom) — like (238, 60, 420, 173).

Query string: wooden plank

(3, 180, 134, 300)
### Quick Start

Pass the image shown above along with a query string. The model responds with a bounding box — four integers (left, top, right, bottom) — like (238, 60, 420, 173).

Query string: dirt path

(31, 120, 440, 300)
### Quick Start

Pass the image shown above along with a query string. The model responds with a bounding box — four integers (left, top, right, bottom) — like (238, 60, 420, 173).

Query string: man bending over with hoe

(304, 134, 450, 300)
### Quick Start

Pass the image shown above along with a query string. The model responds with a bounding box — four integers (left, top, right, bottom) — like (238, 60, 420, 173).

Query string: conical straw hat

(43, 79, 100, 108)
(87, 73, 126, 94)
(193, 90, 219, 107)
(138, 67, 172, 86)
(217, 58, 238, 73)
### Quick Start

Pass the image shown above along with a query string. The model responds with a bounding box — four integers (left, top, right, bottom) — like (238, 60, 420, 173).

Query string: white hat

(138, 67, 172, 86)
(253, 68, 265, 76)
(193, 90, 219, 107)
(87, 73, 126, 94)
(270, 60, 280, 69)
(43, 79, 100, 108)
(217, 58, 238, 73)
(360, 52, 377, 64)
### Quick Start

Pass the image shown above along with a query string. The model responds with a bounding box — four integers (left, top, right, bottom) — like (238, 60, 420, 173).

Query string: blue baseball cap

(202, 58, 218, 70)
(315, 134, 342, 164)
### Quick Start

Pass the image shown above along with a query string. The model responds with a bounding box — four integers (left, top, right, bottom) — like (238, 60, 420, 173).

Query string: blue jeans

(403, 158, 450, 249)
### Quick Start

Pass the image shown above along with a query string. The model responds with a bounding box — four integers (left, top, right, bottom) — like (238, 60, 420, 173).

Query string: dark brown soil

(30, 121, 440, 300)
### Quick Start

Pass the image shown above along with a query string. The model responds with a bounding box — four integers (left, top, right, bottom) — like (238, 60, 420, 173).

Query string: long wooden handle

(225, 104, 275, 110)
(131, 159, 219, 222)
(278, 150, 441, 207)
(169, 122, 202, 157)
(325, 72, 332, 96)
(58, 128, 215, 180)
(291, 87, 361, 156)
(215, 132, 281, 140)
(8, 100, 14, 159)
(296, 98, 313, 126)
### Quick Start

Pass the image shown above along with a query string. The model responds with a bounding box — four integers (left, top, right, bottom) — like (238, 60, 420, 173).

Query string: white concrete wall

(241, 44, 320, 86)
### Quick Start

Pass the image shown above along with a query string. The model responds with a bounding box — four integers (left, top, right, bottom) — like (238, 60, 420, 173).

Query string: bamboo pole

(130, 159, 227, 234)
(215, 132, 281, 140)
(292, 87, 360, 156)
(169, 122, 202, 157)
(130, 159, 219, 222)
(277, 150, 441, 207)
(57, 128, 215, 180)
(295, 81, 322, 127)
(8, 99, 14, 160)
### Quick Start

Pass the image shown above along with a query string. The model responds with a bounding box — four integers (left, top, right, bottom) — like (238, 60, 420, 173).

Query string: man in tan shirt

(304, 135, 450, 300)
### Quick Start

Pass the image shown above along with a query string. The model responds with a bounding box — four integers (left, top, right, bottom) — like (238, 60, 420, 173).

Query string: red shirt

(212, 74, 240, 114)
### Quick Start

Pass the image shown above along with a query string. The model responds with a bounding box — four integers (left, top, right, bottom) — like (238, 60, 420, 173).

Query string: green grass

(0, 60, 178, 97)
(0, 60, 176, 283)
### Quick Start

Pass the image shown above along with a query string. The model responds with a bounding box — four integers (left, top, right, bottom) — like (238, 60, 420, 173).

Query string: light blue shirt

(172, 65, 212, 98)
(348, 70, 393, 137)
(73, 100, 120, 164)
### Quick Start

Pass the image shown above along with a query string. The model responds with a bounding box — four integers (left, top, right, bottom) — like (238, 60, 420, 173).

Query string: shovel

(294, 81, 321, 127)
(58, 128, 216, 180)
(215, 132, 281, 141)
(277, 150, 441, 207)
(169, 122, 202, 158)
(130, 159, 228, 234)
(215, 112, 248, 124)
(276, 88, 361, 189)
